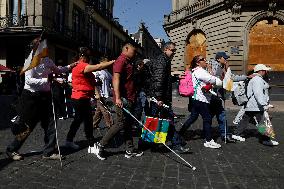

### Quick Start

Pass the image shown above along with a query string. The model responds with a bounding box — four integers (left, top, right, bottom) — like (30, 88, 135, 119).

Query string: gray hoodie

(245, 74, 269, 111)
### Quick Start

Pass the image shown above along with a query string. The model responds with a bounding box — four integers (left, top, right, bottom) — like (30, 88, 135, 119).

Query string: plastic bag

(254, 111, 275, 139)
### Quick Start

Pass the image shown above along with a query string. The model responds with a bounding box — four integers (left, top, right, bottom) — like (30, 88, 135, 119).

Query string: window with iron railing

(55, 0, 65, 32)
(96, 24, 109, 54)
(1, 0, 27, 27)
(72, 6, 81, 39)
(10, 0, 26, 25)
(88, 18, 97, 49)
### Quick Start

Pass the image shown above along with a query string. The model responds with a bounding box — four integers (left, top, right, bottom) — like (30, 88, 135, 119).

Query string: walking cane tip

(192, 167, 196, 170)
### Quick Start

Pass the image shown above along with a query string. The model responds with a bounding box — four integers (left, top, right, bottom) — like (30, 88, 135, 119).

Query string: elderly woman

(232, 64, 279, 146)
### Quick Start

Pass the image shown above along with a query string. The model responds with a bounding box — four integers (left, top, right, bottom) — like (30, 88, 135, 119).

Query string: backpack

(178, 71, 194, 97)
(232, 79, 251, 106)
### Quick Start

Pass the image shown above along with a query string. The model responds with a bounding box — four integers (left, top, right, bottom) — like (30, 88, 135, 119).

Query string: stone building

(130, 22, 162, 60)
(164, 0, 284, 77)
(0, 0, 141, 94)
(154, 38, 166, 49)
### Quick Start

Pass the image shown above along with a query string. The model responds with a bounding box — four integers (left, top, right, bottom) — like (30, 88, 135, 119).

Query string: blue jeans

(179, 100, 213, 142)
(148, 101, 183, 147)
(210, 96, 227, 137)
(133, 91, 149, 121)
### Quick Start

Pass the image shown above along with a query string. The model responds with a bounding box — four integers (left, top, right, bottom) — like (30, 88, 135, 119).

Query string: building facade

(164, 0, 284, 77)
(130, 22, 163, 60)
(0, 0, 141, 94)
(154, 38, 166, 49)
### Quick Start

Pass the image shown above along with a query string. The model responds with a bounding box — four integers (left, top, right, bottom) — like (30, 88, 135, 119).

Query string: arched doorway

(248, 18, 284, 71)
(184, 30, 206, 70)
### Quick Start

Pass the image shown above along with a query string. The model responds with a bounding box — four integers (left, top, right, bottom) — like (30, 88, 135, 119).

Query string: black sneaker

(125, 149, 143, 159)
(6, 151, 24, 161)
(172, 145, 190, 154)
(94, 142, 106, 160)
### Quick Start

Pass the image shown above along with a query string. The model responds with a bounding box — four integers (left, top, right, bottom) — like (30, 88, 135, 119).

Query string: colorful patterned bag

(141, 116, 170, 143)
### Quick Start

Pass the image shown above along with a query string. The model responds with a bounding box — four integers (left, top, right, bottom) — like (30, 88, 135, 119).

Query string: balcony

(164, 0, 211, 25)
(85, 0, 113, 21)
(0, 14, 30, 29)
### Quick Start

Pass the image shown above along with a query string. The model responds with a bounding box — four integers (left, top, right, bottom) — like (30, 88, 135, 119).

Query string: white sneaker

(88, 145, 98, 154)
(204, 139, 221, 149)
(232, 120, 239, 125)
(65, 141, 80, 150)
(232, 135, 246, 142)
(263, 140, 279, 146)
(267, 104, 274, 108)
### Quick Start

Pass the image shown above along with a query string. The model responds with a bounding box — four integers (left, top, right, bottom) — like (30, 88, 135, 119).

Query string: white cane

(50, 79, 63, 168)
(62, 81, 69, 119)
(223, 98, 227, 144)
(122, 107, 196, 170)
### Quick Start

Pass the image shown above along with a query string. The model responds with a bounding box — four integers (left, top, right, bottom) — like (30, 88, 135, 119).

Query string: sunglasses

(169, 48, 177, 52)
(198, 58, 206, 62)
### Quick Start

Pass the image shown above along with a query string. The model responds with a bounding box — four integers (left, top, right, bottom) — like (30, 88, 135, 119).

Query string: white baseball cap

(254, 64, 272, 72)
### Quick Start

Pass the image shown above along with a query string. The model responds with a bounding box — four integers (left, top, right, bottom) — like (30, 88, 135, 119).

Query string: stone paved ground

(0, 99, 283, 189)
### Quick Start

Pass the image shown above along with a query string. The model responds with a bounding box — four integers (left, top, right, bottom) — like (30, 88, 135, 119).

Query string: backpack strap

(192, 75, 201, 100)
(244, 79, 254, 108)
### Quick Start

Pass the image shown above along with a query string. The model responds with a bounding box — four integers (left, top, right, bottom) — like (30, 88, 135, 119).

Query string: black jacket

(147, 53, 172, 103)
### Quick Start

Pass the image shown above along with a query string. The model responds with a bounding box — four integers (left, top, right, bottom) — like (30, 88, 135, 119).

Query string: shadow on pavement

(0, 157, 13, 171)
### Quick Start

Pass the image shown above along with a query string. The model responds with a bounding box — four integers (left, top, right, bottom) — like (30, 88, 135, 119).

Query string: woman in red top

(65, 47, 114, 151)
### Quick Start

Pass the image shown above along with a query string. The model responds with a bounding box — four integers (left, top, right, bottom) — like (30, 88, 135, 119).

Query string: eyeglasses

(198, 58, 206, 62)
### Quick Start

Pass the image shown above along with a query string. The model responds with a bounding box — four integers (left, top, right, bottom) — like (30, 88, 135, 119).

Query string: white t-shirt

(93, 69, 112, 98)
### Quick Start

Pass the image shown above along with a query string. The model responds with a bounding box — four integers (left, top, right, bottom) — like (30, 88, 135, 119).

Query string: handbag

(141, 116, 170, 143)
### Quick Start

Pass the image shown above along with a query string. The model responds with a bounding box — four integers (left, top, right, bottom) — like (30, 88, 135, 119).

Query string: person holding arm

(94, 42, 143, 160)
(209, 51, 255, 143)
(232, 64, 279, 146)
(6, 37, 77, 161)
(178, 55, 223, 149)
(65, 47, 114, 151)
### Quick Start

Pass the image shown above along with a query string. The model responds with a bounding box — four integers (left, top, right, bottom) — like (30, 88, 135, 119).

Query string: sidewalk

(0, 97, 283, 189)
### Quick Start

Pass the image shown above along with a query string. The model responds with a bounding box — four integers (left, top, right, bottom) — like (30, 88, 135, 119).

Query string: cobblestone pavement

(0, 99, 283, 189)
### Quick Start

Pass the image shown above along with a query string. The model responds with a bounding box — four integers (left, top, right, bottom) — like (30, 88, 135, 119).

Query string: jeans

(133, 91, 149, 122)
(179, 100, 213, 142)
(210, 96, 227, 137)
(7, 90, 56, 156)
(148, 101, 183, 147)
(233, 106, 245, 124)
(100, 99, 134, 151)
(66, 99, 95, 146)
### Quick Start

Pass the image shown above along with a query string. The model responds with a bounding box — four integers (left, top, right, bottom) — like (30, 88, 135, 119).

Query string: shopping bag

(141, 116, 170, 143)
(254, 111, 275, 139)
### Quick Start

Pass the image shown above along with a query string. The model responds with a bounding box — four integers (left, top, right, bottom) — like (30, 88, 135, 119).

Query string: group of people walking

(5, 36, 278, 162)
(177, 52, 278, 149)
